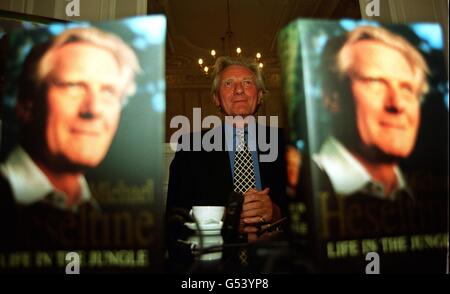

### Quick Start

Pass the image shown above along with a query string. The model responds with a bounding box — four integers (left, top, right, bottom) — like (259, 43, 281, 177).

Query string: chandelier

(197, 0, 263, 75)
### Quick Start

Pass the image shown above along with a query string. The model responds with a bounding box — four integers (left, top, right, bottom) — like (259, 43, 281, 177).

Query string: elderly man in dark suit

(167, 56, 287, 245)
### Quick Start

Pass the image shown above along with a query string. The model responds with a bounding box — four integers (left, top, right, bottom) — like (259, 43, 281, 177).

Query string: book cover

(279, 19, 448, 273)
(0, 15, 166, 273)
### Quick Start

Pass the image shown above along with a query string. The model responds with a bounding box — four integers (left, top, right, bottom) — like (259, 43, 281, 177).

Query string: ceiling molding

(163, 0, 361, 74)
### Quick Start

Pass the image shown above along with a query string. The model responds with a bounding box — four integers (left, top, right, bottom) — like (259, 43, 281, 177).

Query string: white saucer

(185, 221, 223, 232)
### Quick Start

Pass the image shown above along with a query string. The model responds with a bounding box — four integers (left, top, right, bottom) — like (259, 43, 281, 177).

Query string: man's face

(347, 40, 421, 159)
(214, 65, 262, 117)
(44, 42, 122, 169)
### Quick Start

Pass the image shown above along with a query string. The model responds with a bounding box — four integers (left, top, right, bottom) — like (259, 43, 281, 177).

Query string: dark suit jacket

(166, 126, 287, 216)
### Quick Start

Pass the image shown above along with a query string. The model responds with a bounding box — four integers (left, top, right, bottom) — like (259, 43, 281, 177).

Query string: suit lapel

(219, 125, 233, 190)
(256, 124, 268, 188)
(201, 125, 233, 194)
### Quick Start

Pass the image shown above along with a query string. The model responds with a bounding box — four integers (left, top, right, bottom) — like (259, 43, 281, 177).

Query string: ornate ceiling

(147, 0, 361, 82)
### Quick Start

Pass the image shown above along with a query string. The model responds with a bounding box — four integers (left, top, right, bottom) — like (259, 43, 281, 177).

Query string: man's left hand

(241, 188, 273, 225)
(240, 187, 282, 242)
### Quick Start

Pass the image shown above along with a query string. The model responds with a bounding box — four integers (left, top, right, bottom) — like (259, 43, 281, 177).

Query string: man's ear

(257, 90, 263, 104)
(213, 93, 220, 107)
(323, 92, 341, 113)
(15, 99, 33, 123)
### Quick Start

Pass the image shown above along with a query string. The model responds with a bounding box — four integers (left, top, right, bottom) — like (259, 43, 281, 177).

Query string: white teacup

(190, 206, 225, 224)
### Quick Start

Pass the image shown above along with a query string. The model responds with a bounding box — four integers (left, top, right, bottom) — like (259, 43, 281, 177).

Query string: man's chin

(384, 150, 412, 161)
(366, 147, 412, 164)
(56, 155, 105, 173)
(73, 157, 103, 169)
(228, 113, 255, 120)
(228, 107, 254, 116)
(228, 112, 249, 116)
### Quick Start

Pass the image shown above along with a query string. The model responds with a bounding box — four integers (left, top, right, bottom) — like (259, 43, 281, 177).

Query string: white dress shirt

(0, 146, 92, 211)
(313, 137, 411, 200)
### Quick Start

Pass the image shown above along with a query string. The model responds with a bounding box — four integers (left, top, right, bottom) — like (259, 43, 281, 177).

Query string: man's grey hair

(37, 27, 141, 105)
(322, 25, 430, 99)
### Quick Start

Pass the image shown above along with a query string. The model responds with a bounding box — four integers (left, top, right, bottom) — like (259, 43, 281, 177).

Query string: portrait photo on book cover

(279, 19, 448, 273)
(0, 16, 167, 273)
